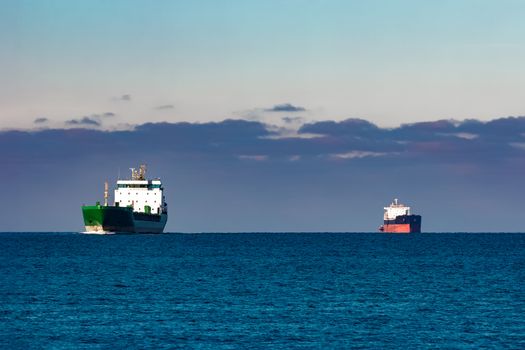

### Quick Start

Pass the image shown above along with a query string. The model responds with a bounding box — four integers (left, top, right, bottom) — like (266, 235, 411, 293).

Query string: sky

(2, 0, 525, 231)
(2, 0, 525, 128)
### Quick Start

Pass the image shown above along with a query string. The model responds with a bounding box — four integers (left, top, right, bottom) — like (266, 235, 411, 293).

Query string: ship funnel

(394, 198, 398, 205)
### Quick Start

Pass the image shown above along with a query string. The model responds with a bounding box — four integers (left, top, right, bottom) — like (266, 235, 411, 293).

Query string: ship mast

(104, 181, 109, 206)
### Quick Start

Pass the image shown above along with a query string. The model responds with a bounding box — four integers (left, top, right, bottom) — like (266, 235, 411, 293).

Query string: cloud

(438, 132, 478, 140)
(113, 94, 131, 101)
(8, 116, 524, 164)
(63, 112, 114, 127)
(282, 116, 305, 124)
(34, 117, 48, 124)
(65, 117, 101, 127)
(299, 118, 383, 138)
(510, 142, 525, 150)
(7, 116, 525, 164)
(265, 103, 306, 112)
(155, 104, 175, 110)
(238, 155, 268, 161)
(329, 151, 389, 160)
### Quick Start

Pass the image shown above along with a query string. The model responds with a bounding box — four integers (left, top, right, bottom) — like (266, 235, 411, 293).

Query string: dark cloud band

(4, 116, 525, 164)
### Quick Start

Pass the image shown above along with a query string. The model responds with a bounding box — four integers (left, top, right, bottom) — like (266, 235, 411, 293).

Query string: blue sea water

(1, 232, 524, 349)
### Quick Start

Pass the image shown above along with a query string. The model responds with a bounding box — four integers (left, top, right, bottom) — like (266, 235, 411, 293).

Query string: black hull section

(384, 215, 422, 233)
(82, 205, 167, 233)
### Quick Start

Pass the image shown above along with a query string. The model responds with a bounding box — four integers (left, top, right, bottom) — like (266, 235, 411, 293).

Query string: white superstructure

(114, 165, 167, 215)
(383, 198, 410, 221)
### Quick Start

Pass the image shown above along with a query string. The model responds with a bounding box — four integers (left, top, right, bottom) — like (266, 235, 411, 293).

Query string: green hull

(82, 205, 167, 233)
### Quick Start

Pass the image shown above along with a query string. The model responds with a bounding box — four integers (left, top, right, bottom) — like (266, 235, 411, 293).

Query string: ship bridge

(384, 198, 411, 221)
(114, 165, 167, 215)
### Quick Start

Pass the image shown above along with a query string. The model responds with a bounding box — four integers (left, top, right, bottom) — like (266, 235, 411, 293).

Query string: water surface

(1, 232, 524, 349)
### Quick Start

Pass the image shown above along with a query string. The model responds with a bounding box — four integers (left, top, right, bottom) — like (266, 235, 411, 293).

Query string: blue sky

(2, 1, 525, 232)
(2, 0, 525, 128)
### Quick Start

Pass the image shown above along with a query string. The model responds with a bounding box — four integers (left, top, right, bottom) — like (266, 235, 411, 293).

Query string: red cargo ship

(379, 198, 421, 233)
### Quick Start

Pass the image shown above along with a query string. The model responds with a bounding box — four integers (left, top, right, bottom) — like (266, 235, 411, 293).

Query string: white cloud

(238, 155, 268, 161)
(510, 142, 525, 150)
(439, 132, 478, 140)
(330, 151, 389, 160)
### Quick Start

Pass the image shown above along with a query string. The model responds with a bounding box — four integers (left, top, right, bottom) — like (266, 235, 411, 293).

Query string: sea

(1, 232, 524, 349)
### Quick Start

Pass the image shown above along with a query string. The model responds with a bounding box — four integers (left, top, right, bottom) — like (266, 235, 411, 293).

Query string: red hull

(379, 224, 412, 233)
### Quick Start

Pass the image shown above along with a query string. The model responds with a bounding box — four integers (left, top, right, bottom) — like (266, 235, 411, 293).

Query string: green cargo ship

(82, 165, 168, 234)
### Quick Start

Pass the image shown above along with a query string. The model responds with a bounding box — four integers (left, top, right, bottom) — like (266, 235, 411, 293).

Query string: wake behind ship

(82, 165, 168, 233)
(379, 198, 421, 233)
